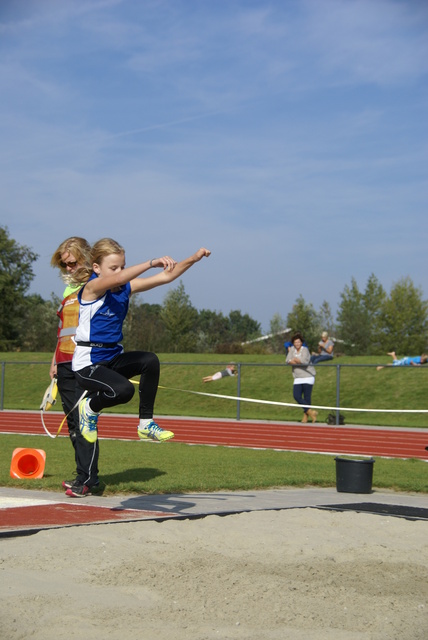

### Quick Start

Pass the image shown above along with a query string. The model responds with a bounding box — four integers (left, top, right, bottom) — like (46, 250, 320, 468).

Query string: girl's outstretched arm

(130, 248, 211, 294)
(81, 255, 177, 301)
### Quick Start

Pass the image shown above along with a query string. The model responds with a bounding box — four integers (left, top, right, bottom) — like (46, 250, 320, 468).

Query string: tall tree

(228, 310, 261, 343)
(268, 312, 289, 354)
(318, 300, 335, 337)
(380, 277, 428, 353)
(19, 295, 58, 352)
(269, 312, 287, 335)
(161, 281, 198, 352)
(122, 296, 166, 352)
(197, 309, 230, 352)
(363, 273, 387, 354)
(336, 278, 370, 354)
(286, 295, 320, 351)
(0, 227, 38, 350)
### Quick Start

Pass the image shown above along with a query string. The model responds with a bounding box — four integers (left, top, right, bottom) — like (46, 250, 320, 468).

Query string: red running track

(1, 410, 427, 459)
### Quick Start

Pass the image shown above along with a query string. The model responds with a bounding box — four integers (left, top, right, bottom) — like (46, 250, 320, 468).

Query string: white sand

(1, 508, 427, 640)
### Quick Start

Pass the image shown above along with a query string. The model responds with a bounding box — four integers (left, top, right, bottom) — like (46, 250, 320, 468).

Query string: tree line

(1, 226, 427, 355)
(269, 273, 428, 356)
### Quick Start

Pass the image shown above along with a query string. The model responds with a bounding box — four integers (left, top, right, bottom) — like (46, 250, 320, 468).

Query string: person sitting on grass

(376, 351, 428, 371)
(310, 331, 334, 364)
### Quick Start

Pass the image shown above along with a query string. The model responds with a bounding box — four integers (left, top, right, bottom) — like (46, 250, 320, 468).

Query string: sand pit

(1, 508, 427, 639)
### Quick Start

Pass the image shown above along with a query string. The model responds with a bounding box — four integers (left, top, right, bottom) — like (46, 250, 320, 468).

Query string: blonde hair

(91, 238, 125, 266)
(51, 237, 91, 284)
(69, 238, 125, 286)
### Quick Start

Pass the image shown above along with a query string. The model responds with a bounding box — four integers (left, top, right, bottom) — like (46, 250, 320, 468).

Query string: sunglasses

(60, 260, 78, 269)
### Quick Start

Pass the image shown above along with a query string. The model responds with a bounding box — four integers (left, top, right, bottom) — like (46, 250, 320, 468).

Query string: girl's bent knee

(148, 352, 160, 368)
(117, 381, 135, 404)
(143, 352, 160, 374)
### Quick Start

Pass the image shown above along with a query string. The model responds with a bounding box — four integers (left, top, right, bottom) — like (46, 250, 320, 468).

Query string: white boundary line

(156, 385, 428, 414)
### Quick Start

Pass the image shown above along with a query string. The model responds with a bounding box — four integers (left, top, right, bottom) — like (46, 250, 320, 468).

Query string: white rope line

(40, 410, 57, 438)
(154, 384, 428, 414)
(39, 390, 87, 438)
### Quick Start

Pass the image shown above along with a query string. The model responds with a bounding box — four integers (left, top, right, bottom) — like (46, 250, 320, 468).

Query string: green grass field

(1, 433, 427, 494)
(1, 352, 428, 427)
(1, 352, 427, 494)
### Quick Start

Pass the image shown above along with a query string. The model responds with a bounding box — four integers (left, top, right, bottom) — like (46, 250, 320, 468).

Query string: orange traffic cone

(10, 448, 46, 479)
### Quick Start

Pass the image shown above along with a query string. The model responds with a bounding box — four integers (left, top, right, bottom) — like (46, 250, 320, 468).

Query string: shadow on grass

(100, 467, 166, 488)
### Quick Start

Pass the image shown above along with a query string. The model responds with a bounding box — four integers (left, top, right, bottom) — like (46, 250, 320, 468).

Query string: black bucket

(335, 457, 375, 493)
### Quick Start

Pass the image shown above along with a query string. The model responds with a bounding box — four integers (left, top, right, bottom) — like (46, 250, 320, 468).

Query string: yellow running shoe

(138, 421, 174, 442)
(79, 398, 99, 443)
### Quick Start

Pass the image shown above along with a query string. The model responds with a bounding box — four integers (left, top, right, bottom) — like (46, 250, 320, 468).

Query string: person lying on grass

(376, 351, 428, 371)
(203, 363, 237, 383)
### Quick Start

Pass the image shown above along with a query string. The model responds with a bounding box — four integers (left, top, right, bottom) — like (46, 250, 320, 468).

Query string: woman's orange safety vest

(54, 286, 81, 365)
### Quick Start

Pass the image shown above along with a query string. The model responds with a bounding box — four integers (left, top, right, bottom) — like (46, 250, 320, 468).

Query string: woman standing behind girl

(50, 237, 91, 450)
(286, 332, 318, 424)
(67, 239, 211, 497)
(50, 236, 101, 491)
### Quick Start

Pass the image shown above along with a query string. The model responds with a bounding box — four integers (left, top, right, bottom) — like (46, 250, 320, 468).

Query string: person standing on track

(286, 331, 318, 424)
(66, 238, 211, 497)
(50, 237, 101, 490)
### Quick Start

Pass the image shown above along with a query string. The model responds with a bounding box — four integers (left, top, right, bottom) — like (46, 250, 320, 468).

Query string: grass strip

(1, 434, 427, 494)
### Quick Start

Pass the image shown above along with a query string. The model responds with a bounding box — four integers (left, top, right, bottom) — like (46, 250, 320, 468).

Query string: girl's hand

(152, 256, 177, 271)
(195, 247, 211, 261)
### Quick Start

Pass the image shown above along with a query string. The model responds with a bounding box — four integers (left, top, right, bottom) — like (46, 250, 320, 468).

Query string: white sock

(139, 418, 153, 429)
(85, 399, 98, 416)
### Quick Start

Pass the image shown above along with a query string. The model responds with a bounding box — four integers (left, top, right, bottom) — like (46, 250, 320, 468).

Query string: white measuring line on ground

(153, 384, 428, 414)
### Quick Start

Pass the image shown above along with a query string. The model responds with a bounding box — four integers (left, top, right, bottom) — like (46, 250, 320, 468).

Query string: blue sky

(1, 0, 427, 333)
